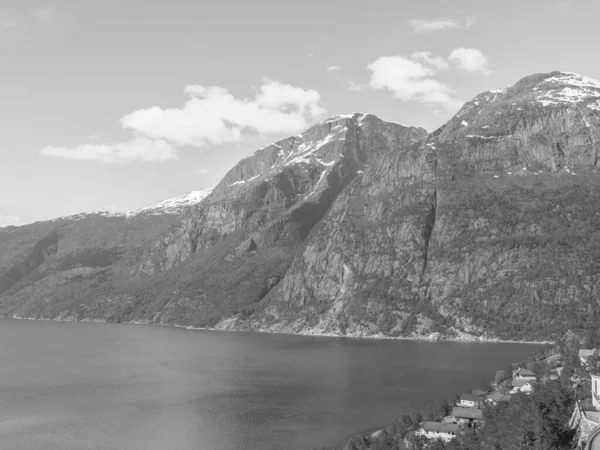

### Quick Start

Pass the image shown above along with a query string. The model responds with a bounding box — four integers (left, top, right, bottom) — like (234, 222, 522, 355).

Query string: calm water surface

(0, 320, 541, 450)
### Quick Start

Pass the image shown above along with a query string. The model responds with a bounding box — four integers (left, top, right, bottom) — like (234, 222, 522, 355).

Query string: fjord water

(0, 320, 540, 450)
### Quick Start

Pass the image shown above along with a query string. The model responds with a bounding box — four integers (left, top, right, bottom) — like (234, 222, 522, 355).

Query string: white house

(580, 349, 597, 367)
(417, 422, 460, 441)
(458, 393, 485, 408)
(512, 368, 537, 381)
(592, 372, 600, 409)
(511, 379, 537, 394)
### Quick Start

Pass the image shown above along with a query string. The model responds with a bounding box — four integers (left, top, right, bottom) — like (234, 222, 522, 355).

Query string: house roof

(486, 392, 511, 402)
(460, 393, 483, 402)
(513, 379, 537, 388)
(513, 368, 536, 377)
(580, 349, 597, 361)
(422, 422, 460, 433)
(451, 407, 484, 420)
(584, 411, 600, 423)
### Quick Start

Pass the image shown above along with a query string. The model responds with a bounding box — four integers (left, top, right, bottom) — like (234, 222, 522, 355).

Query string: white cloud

(0, 9, 20, 28)
(448, 48, 492, 74)
(41, 135, 178, 164)
(368, 54, 462, 110)
(0, 214, 20, 227)
(0, 7, 67, 31)
(465, 16, 478, 27)
(408, 18, 461, 33)
(411, 51, 449, 71)
(121, 79, 325, 147)
(408, 17, 477, 33)
(193, 168, 209, 175)
(348, 79, 366, 92)
(327, 65, 342, 72)
(42, 79, 325, 164)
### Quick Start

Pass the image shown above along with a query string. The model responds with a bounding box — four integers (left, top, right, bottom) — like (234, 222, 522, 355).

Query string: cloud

(42, 79, 325, 163)
(41, 135, 178, 164)
(368, 54, 462, 110)
(0, 9, 20, 28)
(121, 79, 326, 147)
(31, 8, 69, 29)
(448, 48, 492, 74)
(465, 16, 478, 27)
(408, 17, 477, 33)
(408, 18, 461, 33)
(0, 214, 20, 227)
(348, 79, 366, 92)
(327, 65, 342, 72)
(193, 168, 209, 175)
(0, 7, 68, 31)
(411, 51, 449, 71)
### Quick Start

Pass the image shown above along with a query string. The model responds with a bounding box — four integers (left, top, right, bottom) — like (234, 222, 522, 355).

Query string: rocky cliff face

(223, 71, 600, 341)
(2, 71, 600, 341)
(0, 114, 426, 326)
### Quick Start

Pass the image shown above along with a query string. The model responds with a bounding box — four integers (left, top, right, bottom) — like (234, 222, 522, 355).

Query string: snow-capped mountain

(129, 188, 213, 216)
(3, 71, 600, 344)
(51, 188, 214, 223)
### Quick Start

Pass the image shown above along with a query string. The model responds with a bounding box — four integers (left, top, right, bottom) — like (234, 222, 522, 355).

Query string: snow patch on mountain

(131, 188, 213, 215)
(535, 73, 600, 107)
(51, 189, 214, 223)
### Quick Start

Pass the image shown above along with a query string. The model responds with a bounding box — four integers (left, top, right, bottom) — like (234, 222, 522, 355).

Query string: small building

(450, 407, 484, 426)
(592, 372, 600, 409)
(580, 349, 598, 367)
(458, 393, 485, 408)
(416, 422, 460, 441)
(512, 368, 537, 381)
(511, 379, 537, 394)
(486, 392, 512, 405)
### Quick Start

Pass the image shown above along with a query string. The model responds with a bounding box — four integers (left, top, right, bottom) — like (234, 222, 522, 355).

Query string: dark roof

(460, 393, 484, 402)
(422, 422, 460, 433)
(451, 407, 484, 420)
(486, 392, 511, 402)
(513, 368, 536, 377)
(513, 379, 537, 388)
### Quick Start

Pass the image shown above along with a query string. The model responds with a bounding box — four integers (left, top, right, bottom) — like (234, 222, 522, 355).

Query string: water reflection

(0, 320, 542, 450)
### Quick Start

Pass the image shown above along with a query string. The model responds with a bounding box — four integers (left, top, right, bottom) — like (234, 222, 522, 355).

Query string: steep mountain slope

(226, 71, 600, 341)
(2, 71, 599, 341)
(0, 190, 213, 319)
(0, 115, 426, 325)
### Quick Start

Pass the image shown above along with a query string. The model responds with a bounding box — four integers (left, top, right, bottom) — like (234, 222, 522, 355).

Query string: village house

(512, 368, 537, 381)
(579, 349, 597, 367)
(416, 422, 460, 442)
(450, 406, 484, 427)
(485, 392, 512, 405)
(511, 379, 537, 394)
(592, 372, 600, 409)
(458, 393, 485, 408)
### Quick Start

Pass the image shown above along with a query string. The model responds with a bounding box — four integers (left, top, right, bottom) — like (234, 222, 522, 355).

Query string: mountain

(227, 71, 600, 341)
(0, 114, 426, 325)
(0, 189, 213, 320)
(1, 71, 600, 341)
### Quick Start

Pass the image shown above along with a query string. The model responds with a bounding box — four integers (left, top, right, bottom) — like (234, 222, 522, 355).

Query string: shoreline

(4, 314, 551, 450)
(3, 315, 553, 345)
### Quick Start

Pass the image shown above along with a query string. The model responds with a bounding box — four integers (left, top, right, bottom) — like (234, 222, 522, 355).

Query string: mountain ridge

(1, 71, 599, 342)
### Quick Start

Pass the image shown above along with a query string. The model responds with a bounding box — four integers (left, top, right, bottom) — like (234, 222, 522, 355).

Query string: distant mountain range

(1, 71, 600, 342)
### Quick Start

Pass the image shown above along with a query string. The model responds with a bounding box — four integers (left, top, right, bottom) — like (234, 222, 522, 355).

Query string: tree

(494, 369, 507, 386)
(587, 349, 600, 374)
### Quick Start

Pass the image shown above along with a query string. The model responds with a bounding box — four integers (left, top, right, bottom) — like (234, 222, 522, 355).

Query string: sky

(1, 0, 599, 226)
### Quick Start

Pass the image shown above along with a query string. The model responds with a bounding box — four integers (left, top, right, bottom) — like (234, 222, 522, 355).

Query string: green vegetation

(323, 342, 578, 450)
